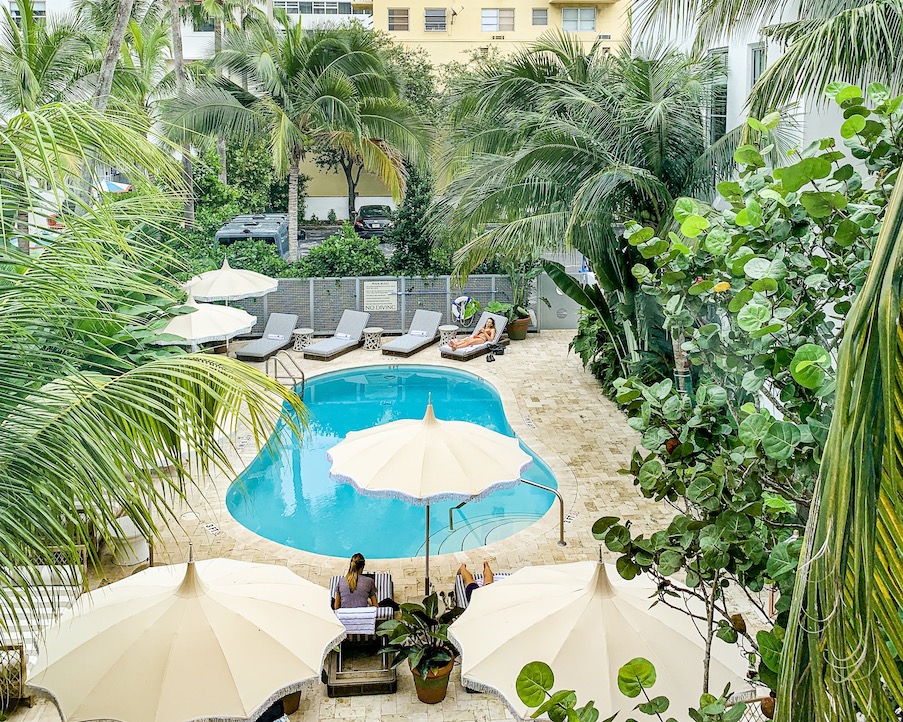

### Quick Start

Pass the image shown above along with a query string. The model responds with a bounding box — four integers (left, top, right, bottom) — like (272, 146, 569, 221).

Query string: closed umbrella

(327, 399, 532, 593)
(448, 561, 749, 720)
(186, 258, 278, 302)
(27, 557, 345, 722)
(156, 296, 256, 352)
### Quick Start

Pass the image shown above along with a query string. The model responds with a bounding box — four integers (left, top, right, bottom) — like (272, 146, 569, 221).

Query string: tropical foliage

(776, 90, 903, 721)
(0, 103, 304, 622)
(169, 18, 427, 260)
(592, 85, 903, 708)
(435, 34, 755, 383)
(378, 592, 463, 678)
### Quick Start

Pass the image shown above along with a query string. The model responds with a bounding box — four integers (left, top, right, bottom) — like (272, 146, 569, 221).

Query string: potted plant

(487, 257, 544, 340)
(378, 593, 463, 704)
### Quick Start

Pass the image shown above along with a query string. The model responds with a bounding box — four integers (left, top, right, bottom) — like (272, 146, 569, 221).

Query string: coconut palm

(636, 0, 903, 115)
(0, 102, 304, 624)
(168, 18, 427, 260)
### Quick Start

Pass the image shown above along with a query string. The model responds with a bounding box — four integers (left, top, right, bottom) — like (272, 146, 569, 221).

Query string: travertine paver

(10, 330, 671, 722)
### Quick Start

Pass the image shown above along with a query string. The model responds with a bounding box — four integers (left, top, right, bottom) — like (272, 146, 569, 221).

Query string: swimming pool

(226, 365, 557, 558)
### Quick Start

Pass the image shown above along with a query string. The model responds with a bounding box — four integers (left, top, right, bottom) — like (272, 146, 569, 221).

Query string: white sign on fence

(363, 280, 398, 311)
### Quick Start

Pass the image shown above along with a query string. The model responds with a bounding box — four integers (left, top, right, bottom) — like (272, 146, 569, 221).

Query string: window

(750, 43, 766, 87)
(388, 8, 409, 30)
(561, 7, 594, 31)
(708, 48, 728, 144)
(275, 0, 353, 13)
(532, 8, 547, 25)
(8, 1, 46, 25)
(193, 18, 214, 31)
(424, 8, 446, 31)
(481, 8, 514, 31)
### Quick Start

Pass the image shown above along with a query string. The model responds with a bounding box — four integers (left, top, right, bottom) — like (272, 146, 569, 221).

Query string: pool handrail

(448, 479, 567, 547)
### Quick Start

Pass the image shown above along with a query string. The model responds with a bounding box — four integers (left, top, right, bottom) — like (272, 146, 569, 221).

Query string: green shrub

(304, 222, 388, 277)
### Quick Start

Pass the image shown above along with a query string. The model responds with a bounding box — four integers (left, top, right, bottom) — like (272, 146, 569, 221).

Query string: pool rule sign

(363, 280, 398, 312)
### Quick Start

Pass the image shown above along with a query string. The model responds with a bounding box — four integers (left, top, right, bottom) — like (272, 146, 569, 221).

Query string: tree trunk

(288, 160, 299, 262)
(167, 0, 194, 225)
(217, 134, 228, 185)
(17, 210, 30, 255)
(342, 160, 356, 219)
(93, 0, 135, 111)
(214, 21, 228, 185)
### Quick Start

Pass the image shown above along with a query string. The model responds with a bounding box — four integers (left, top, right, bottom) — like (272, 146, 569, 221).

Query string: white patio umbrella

(185, 258, 278, 302)
(448, 561, 750, 720)
(156, 296, 256, 352)
(327, 399, 532, 593)
(27, 557, 345, 722)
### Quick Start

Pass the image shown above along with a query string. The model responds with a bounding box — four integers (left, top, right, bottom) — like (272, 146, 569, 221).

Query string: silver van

(214, 214, 291, 259)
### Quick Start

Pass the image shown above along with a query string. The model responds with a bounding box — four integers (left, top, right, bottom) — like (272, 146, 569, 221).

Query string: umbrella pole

(425, 503, 430, 596)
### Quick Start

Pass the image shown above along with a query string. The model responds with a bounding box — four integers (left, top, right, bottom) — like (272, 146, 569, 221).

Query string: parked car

(214, 214, 291, 259)
(353, 205, 394, 240)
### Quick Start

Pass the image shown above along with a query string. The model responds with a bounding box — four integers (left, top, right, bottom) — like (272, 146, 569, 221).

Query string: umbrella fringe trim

(25, 628, 348, 722)
(193, 290, 274, 302)
(328, 468, 532, 505)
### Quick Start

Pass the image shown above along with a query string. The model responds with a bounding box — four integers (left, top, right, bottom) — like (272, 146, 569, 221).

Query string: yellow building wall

(366, 0, 627, 64)
(298, 158, 391, 197)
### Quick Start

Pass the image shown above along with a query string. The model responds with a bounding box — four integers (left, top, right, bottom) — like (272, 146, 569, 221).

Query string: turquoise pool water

(226, 365, 557, 558)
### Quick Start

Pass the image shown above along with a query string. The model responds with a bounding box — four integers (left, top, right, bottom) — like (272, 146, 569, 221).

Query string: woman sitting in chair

(449, 317, 496, 351)
(334, 553, 377, 610)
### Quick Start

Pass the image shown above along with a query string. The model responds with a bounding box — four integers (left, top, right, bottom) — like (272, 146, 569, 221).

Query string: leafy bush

(304, 222, 388, 277)
(387, 164, 450, 276)
(595, 86, 903, 696)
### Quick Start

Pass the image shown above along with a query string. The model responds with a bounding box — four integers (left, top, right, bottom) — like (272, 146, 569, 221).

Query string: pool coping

(193, 352, 580, 587)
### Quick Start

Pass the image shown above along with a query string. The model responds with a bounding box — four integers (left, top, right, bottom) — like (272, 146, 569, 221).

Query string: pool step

(418, 512, 542, 555)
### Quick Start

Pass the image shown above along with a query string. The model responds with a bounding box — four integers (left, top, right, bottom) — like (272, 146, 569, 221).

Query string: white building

(635, 5, 844, 153)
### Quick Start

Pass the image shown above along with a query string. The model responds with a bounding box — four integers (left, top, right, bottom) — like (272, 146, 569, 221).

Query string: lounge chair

(454, 570, 510, 609)
(234, 313, 298, 362)
(324, 572, 398, 697)
(304, 310, 370, 361)
(382, 310, 443, 358)
(440, 312, 509, 361)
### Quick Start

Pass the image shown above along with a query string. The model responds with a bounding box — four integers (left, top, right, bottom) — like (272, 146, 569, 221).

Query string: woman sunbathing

(449, 317, 496, 350)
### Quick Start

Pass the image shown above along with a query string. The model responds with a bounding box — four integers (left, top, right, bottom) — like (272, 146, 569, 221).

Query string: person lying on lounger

(458, 561, 495, 603)
(449, 318, 496, 350)
(334, 553, 399, 610)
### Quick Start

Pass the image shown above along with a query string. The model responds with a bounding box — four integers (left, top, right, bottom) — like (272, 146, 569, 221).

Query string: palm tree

(776, 167, 903, 720)
(169, 18, 427, 261)
(636, 0, 903, 115)
(0, 0, 91, 114)
(165, 0, 195, 225)
(0, 101, 305, 626)
(435, 34, 742, 374)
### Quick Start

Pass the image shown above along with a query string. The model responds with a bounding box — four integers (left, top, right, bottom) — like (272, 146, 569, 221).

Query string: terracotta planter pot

(760, 696, 775, 719)
(411, 659, 454, 704)
(507, 316, 531, 340)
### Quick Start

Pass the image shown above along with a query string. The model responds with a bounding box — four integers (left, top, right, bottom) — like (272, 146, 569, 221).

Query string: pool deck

(12, 330, 671, 722)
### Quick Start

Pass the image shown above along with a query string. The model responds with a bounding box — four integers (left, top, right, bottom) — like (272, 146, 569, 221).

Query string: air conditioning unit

(492, 34, 505, 39)
(597, 33, 611, 39)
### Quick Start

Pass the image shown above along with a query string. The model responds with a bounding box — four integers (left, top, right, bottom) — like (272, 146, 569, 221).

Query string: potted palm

(378, 593, 463, 703)
(487, 257, 544, 340)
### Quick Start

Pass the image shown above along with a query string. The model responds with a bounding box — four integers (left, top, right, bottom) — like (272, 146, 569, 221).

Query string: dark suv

(353, 204, 394, 239)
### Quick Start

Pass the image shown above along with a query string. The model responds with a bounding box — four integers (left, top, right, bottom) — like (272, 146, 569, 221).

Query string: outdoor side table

(292, 327, 314, 351)
(363, 327, 384, 351)
(439, 324, 459, 346)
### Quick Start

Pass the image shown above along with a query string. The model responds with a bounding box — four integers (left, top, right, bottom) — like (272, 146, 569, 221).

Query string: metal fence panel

(235, 274, 516, 336)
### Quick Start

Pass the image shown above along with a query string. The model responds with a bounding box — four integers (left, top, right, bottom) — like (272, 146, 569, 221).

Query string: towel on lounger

(335, 606, 378, 635)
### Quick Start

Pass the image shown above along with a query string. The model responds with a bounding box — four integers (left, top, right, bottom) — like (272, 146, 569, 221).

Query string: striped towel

(335, 607, 378, 635)
(329, 573, 395, 622)
(454, 572, 510, 609)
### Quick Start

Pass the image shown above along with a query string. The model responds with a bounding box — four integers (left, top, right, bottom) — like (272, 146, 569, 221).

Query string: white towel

(335, 606, 378, 635)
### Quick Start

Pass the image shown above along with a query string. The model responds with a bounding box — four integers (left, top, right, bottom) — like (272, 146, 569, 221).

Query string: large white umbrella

(157, 296, 256, 352)
(327, 399, 532, 592)
(449, 561, 750, 720)
(27, 557, 345, 722)
(185, 258, 278, 302)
